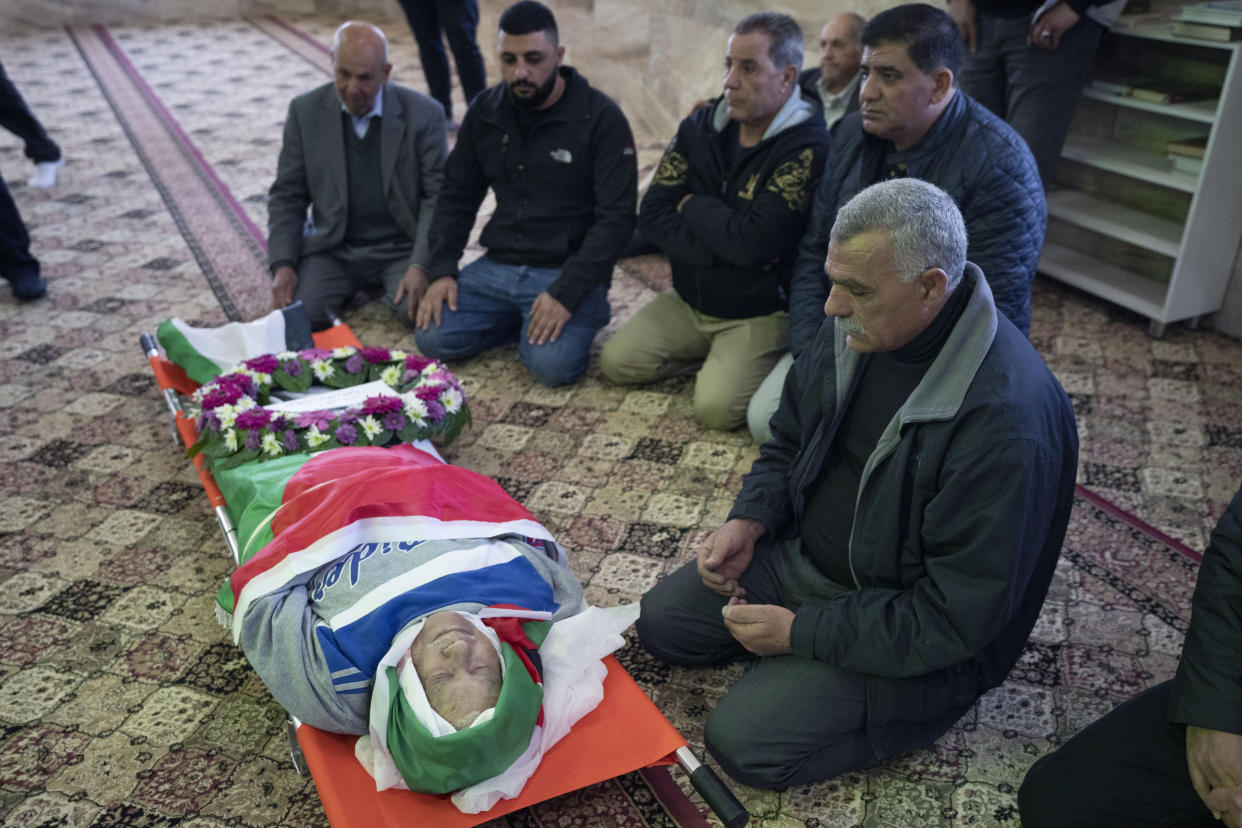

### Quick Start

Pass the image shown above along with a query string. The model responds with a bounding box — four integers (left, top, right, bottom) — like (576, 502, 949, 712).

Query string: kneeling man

(600, 11, 829, 430)
(637, 178, 1078, 789)
(267, 22, 446, 329)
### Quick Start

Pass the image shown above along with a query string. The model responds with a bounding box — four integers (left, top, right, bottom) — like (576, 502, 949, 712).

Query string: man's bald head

(819, 12, 865, 95)
(331, 21, 392, 117)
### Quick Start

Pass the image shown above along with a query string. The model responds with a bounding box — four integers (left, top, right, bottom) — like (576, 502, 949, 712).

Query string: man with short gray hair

(638, 178, 1077, 789)
(268, 21, 446, 329)
(600, 11, 830, 431)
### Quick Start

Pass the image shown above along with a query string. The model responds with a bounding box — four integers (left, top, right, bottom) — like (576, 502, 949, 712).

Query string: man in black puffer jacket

(747, 3, 1045, 442)
(600, 11, 830, 431)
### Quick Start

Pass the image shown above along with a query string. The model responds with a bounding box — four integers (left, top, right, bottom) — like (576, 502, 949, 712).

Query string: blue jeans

(414, 256, 610, 387)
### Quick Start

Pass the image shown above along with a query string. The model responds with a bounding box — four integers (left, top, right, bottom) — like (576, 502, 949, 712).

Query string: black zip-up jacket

(425, 66, 637, 311)
(637, 94, 830, 320)
(1170, 483, 1242, 735)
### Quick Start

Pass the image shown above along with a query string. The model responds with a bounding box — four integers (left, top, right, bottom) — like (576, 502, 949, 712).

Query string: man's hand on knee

(696, 518, 765, 597)
(272, 266, 298, 309)
(528, 292, 570, 345)
(721, 598, 794, 656)
(416, 276, 458, 330)
(394, 265, 430, 321)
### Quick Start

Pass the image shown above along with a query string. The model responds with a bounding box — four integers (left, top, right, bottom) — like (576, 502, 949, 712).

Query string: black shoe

(9, 273, 47, 300)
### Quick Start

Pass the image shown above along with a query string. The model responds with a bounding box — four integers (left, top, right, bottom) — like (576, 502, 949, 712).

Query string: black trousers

(0, 61, 61, 163)
(0, 171, 39, 284)
(395, 0, 486, 121)
(636, 539, 976, 790)
(1019, 681, 1217, 827)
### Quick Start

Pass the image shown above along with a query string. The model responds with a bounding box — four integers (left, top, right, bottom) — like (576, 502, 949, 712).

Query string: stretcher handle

(676, 746, 748, 827)
(140, 333, 158, 356)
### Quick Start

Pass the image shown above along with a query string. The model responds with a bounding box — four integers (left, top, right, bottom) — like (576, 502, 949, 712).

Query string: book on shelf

(1167, 154, 1204, 175)
(1129, 79, 1217, 104)
(1089, 74, 1159, 95)
(1178, 0, 1242, 25)
(1167, 134, 1209, 158)
(1172, 17, 1242, 38)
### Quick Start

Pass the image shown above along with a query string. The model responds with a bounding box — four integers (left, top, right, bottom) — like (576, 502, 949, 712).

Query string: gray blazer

(267, 82, 447, 273)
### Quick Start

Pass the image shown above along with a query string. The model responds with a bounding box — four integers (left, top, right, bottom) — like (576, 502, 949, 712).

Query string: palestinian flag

(157, 303, 313, 384)
(217, 443, 560, 615)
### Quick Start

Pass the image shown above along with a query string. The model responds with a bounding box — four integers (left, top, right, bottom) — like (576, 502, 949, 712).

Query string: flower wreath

(188, 346, 472, 470)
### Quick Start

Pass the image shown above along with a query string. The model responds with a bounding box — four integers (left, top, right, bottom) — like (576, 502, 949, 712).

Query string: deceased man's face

(409, 611, 503, 730)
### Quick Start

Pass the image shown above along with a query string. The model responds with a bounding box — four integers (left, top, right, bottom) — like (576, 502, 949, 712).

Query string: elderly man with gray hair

(637, 178, 1078, 789)
(600, 11, 830, 431)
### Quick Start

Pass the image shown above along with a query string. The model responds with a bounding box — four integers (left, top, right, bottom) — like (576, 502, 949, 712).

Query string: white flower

(380, 364, 402, 387)
(277, 350, 297, 361)
(359, 415, 383, 439)
(217, 404, 238, 429)
(312, 360, 335, 381)
(235, 396, 257, 413)
(389, 349, 408, 360)
(306, 425, 330, 448)
(402, 393, 429, 426)
(261, 432, 284, 456)
(332, 347, 356, 359)
(439, 387, 463, 414)
(223, 428, 239, 452)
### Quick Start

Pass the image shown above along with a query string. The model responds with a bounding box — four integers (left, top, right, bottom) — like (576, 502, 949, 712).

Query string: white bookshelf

(1039, 24, 1242, 336)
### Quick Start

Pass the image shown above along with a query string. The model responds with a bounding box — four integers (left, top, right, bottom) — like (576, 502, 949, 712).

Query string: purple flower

(244, 429, 261, 452)
(282, 430, 299, 451)
(361, 395, 403, 416)
(335, 423, 358, 446)
(360, 346, 392, 364)
(282, 359, 303, 377)
(299, 348, 333, 361)
(402, 368, 418, 384)
(201, 385, 243, 410)
(242, 354, 279, 375)
(414, 384, 445, 402)
(271, 414, 290, 431)
(197, 411, 221, 433)
(405, 354, 434, 373)
(423, 398, 445, 422)
(234, 408, 273, 431)
(383, 411, 405, 431)
(338, 408, 361, 425)
(344, 354, 364, 375)
(294, 410, 335, 430)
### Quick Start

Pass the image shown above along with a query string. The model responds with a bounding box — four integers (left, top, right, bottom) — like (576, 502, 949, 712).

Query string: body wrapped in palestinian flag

(228, 444, 587, 774)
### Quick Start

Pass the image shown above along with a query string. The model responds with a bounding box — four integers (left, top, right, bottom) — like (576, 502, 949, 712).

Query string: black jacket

(797, 67, 860, 126)
(731, 267, 1078, 754)
(637, 94, 830, 320)
(1170, 484, 1242, 735)
(788, 90, 1045, 352)
(425, 67, 637, 311)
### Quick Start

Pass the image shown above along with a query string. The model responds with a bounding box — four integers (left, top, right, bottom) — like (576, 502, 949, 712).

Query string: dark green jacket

(731, 266, 1078, 751)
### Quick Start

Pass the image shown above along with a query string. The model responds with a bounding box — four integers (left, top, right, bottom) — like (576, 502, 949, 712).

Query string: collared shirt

(341, 89, 384, 140)
(818, 71, 861, 130)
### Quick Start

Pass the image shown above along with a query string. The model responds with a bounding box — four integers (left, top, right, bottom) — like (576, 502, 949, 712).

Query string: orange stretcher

(139, 325, 749, 828)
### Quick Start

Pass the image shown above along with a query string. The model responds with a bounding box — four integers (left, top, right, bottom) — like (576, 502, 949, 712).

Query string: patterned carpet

(2, 13, 1240, 828)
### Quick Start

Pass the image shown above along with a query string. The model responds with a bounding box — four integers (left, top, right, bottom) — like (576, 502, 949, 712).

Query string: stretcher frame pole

(674, 746, 749, 828)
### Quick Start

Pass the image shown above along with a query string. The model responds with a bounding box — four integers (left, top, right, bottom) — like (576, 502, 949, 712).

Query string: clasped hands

(1188, 726, 1242, 826)
(696, 518, 794, 657)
